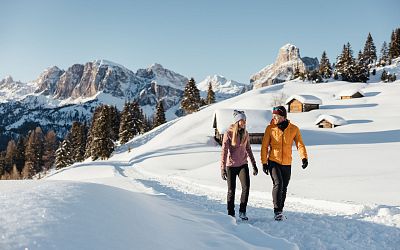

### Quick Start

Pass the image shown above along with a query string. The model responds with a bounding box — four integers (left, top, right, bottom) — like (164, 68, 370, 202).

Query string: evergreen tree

(379, 41, 389, 66)
(319, 51, 332, 79)
(362, 32, 377, 65)
(293, 64, 302, 79)
(0, 151, 5, 177)
(206, 82, 216, 104)
(85, 106, 102, 158)
(130, 102, 143, 137)
(42, 130, 58, 172)
(70, 122, 86, 162)
(355, 50, 369, 83)
(381, 69, 388, 82)
(389, 28, 400, 60)
(55, 133, 73, 170)
(138, 108, 147, 134)
(5, 140, 17, 174)
(119, 101, 142, 144)
(90, 105, 114, 160)
(10, 164, 21, 180)
(119, 102, 133, 144)
(153, 101, 167, 128)
(335, 42, 357, 82)
(15, 136, 26, 173)
(181, 78, 201, 114)
(109, 106, 120, 141)
(23, 127, 44, 178)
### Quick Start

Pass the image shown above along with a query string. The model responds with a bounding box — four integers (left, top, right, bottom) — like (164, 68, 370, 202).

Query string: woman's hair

(231, 122, 248, 147)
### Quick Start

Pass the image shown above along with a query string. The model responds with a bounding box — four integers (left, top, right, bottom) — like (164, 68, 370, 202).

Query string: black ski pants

(226, 164, 250, 215)
(269, 160, 291, 213)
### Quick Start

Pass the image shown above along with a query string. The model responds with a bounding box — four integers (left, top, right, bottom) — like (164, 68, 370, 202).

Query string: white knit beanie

(233, 110, 246, 124)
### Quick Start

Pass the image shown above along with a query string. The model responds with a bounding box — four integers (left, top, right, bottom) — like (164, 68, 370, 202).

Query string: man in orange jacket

(261, 106, 308, 221)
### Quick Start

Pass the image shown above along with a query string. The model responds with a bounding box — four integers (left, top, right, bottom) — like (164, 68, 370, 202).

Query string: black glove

(221, 168, 227, 180)
(262, 164, 269, 175)
(302, 158, 308, 169)
(253, 166, 258, 176)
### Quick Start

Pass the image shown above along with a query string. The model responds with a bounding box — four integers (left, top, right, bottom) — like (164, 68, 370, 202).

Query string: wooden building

(315, 115, 347, 128)
(285, 94, 322, 113)
(338, 89, 365, 99)
(213, 109, 271, 145)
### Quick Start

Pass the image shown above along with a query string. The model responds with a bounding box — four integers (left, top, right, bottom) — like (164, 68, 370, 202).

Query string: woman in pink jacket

(220, 110, 258, 220)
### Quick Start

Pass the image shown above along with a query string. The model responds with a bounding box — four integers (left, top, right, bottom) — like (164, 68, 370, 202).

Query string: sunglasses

(234, 110, 245, 114)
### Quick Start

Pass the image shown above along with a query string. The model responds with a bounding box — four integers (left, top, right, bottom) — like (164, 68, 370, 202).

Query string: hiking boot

(239, 211, 248, 220)
(274, 212, 283, 221)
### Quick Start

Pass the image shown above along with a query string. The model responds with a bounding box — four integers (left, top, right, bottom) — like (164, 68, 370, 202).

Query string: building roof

(285, 94, 322, 105)
(338, 88, 365, 97)
(213, 109, 271, 134)
(315, 114, 347, 126)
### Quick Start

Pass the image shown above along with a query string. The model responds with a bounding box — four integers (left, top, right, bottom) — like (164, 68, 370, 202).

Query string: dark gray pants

(269, 161, 291, 213)
(226, 164, 250, 215)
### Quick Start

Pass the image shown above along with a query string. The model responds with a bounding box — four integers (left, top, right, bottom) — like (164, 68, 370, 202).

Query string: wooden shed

(315, 115, 347, 128)
(338, 89, 365, 99)
(285, 94, 322, 113)
(213, 109, 271, 145)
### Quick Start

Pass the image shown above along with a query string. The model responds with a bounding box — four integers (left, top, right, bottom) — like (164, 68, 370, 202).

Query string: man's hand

(262, 164, 269, 175)
(302, 158, 308, 169)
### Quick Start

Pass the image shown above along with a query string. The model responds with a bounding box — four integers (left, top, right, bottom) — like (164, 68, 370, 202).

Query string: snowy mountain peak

(250, 43, 319, 89)
(0, 75, 37, 103)
(92, 59, 132, 72)
(142, 63, 188, 90)
(197, 75, 248, 101)
(35, 66, 65, 95)
(1, 75, 14, 84)
(277, 43, 301, 62)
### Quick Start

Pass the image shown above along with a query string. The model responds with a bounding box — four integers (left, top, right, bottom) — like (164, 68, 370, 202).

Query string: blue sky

(1, 0, 399, 84)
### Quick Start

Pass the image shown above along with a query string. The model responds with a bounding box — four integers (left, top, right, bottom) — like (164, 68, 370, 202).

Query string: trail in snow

(121, 166, 400, 250)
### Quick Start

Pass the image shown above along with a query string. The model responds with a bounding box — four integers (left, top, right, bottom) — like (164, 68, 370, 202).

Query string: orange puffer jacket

(261, 120, 307, 165)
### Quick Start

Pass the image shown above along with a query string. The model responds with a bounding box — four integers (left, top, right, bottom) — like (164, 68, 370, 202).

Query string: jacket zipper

(281, 128, 284, 165)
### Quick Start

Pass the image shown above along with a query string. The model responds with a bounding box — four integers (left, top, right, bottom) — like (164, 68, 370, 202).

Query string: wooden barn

(338, 89, 365, 99)
(285, 94, 322, 113)
(315, 114, 347, 128)
(213, 109, 271, 145)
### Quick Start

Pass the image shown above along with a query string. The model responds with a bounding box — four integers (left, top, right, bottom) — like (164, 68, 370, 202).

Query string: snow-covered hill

(2, 76, 400, 249)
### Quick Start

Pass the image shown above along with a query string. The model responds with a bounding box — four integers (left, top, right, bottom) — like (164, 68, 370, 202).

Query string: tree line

(294, 28, 400, 83)
(0, 80, 216, 180)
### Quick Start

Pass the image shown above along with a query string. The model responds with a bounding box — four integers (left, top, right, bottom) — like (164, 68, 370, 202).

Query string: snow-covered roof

(315, 115, 347, 126)
(213, 109, 271, 134)
(286, 94, 322, 105)
(338, 89, 365, 97)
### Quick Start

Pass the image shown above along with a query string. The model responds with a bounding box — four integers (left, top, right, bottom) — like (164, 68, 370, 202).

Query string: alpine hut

(285, 94, 322, 113)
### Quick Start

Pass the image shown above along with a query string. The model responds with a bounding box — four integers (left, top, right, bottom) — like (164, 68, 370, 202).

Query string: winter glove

(262, 163, 269, 175)
(221, 168, 227, 181)
(253, 166, 258, 176)
(302, 158, 308, 169)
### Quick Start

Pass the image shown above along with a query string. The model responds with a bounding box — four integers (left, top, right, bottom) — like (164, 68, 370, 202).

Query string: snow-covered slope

(0, 166, 297, 250)
(101, 79, 399, 248)
(2, 61, 400, 248)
